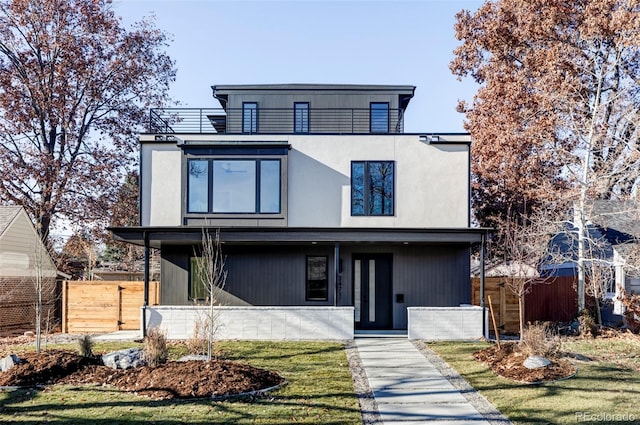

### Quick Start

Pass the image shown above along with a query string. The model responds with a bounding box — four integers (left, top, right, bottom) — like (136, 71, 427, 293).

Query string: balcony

(148, 107, 405, 135)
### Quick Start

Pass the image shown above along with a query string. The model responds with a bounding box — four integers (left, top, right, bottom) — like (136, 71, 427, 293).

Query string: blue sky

(113, 0, 484, 133)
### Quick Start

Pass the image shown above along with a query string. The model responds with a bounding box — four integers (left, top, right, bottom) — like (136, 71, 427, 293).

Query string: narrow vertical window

(189, 257, 207, 301)
(259, 160, 281, 213)
(294, 102, 309, 133)
(242, 102, 258, 133)
(370, 102, 389, 133)
(306, 256, 328, 301)
(187, 159, 209, 213)
(351, 161, 394, 216)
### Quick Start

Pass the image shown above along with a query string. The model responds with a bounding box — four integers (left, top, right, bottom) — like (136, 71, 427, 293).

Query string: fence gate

(62, 281, 159, 333)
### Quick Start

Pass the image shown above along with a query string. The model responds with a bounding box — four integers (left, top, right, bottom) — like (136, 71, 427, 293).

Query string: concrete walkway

(355, 337, 504, 424)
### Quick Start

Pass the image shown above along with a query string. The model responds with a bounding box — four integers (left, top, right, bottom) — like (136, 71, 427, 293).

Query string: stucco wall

(140, 134, 470, 228)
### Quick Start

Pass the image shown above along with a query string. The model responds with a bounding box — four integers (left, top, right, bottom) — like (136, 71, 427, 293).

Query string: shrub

(77, 334, 94, 357)
(620, 290, 640, 333)
(143, 327, 168, 367)
(578, 308, 598, 338)
(186, 317, 208, 355)
(520, 322, 561, 358)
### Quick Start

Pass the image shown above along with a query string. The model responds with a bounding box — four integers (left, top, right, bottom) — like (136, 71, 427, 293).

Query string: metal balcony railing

(148, 107, 405, 134)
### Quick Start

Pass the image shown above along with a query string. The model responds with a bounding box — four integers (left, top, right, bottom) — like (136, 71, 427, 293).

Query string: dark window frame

(294, 102, 309, 133)
(242, 102, 258, 133)
(306, 255, 329, 301)
(186, 157, 282, 215)
(351, 160, 395, 216)
(188, 256, 207, 302)
(370, 102, 390, 133)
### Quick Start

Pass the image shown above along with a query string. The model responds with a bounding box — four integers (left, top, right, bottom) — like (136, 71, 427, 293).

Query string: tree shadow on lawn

(0, 385, 362, 425)
(222, 342, 347, 363)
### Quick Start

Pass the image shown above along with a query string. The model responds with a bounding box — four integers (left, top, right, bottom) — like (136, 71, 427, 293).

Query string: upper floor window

(187, 158, 281, 214)
(370, 102, 389, 133)
(351, 161, 394, 216)
(242, 102, 258, 133)
(294, 102, 309, 133)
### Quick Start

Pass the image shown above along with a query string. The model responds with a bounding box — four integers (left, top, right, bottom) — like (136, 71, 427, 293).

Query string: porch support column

(142, 231, 150, 338)
(334, 242, 340, 306)
(480, 231, 487, 339)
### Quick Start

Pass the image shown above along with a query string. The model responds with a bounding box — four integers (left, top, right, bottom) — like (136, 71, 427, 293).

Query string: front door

(353, 254, 392, 329)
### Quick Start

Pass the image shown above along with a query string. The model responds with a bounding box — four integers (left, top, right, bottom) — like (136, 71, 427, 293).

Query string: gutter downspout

(334, 242, 340, 306)
(142, 231, 150, 338)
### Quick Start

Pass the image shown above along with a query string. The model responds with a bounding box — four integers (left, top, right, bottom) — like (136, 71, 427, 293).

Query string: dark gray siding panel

(338, 244, 471, 329)
(159, 242, 471, 329)
(160, 247, 189, 305)
(224, 246, 335, 305)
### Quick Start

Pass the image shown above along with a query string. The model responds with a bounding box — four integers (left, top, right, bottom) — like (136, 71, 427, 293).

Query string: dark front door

(353, 254, 392, 329)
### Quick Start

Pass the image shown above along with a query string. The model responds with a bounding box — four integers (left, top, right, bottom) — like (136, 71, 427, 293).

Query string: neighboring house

(544, 200, 640, 319)
(0, 206, 60, 335)
(110, 84, 487, 338)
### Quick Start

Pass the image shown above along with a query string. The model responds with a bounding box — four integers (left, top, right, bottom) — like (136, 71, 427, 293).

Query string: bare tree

(500, 208, 559, 338)
(0, 0, 175, 243)
(193, 229, 227, 360)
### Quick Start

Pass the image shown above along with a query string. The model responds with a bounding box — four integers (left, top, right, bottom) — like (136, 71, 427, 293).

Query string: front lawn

(0, 340, 361, 424)
(429, 337, 640, 425)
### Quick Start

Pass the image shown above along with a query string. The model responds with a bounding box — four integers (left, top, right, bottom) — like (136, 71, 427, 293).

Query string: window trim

(306, 255, 329, 301)
(294, 102, 309, 134)
(242, 102, 258, 133)
(351, 160, 395, 216)
(370, 102, 390, 133)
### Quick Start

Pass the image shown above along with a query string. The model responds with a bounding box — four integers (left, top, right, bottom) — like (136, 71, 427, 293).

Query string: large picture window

(306, 256, 328, 301)
(351, 161, 394, 216)
(187, 158, 281, 214)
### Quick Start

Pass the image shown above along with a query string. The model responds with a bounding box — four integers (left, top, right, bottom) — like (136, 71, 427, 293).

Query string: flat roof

(109, 226, 489, 249)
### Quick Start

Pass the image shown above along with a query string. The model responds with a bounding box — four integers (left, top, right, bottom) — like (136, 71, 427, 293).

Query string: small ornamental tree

(193, 229, 227, 360)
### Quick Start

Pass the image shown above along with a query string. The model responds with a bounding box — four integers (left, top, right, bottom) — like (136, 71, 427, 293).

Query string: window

(189, 257, 207, 301)
(242, 102, 258, 133)
(187, 160, 209, 213)
(351, 161, 394, 216)
(187, 158, 281, 214)
(370, 102, 389, 133)
(294, 102, 309, 133)
(306, 256, 328, 301)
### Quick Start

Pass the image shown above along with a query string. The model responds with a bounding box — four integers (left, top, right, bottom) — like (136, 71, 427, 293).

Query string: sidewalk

(355, 337, 510, 424)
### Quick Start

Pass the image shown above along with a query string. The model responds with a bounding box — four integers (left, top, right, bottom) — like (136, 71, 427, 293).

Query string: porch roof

(108, 226, 489, 249)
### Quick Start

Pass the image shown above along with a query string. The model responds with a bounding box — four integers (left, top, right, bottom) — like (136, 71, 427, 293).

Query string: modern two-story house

(110, 84, 488, 340)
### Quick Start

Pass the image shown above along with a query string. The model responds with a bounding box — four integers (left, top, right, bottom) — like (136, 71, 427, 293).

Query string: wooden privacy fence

(471, 276, 578, 334)
(62, 281, 160, 333)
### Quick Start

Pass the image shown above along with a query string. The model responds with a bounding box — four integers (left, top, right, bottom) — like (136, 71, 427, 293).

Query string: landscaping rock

(0, 354, 22, 372)
(177, 354, 209, 362)
(102, 348, 145, 369)
(523, 355, 551, 369)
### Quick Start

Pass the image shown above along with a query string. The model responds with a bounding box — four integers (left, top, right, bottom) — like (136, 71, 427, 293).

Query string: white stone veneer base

(142, 306, 354, 340)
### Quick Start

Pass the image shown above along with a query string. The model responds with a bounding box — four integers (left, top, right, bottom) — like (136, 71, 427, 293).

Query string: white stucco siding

(287, 135, 469, 228)
(141, 143, 182, 226)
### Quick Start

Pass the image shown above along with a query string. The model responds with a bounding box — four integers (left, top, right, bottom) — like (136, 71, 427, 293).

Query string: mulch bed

(473, 342, 576, 383)
(0, 350, 285, 400)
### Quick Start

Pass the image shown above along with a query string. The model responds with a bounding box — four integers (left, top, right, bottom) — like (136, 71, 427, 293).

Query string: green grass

(0, 340, 361, 424)
(429, 339, 640, 425)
